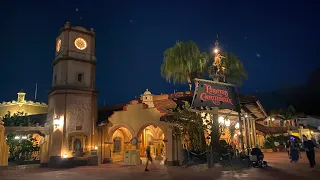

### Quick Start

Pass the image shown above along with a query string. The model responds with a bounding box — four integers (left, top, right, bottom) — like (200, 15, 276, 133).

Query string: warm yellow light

(238, 132, 241, 135)
(53, 119, 60, 125)
(214, 48, 219, 54)
(56, 39, 61, 52)
(235, 122, 240, 129)
(94, 146, 98, 150)
(311, 131, 314, 134)
(225, 119, 231, 127)
(53, 117, 62, 129)
(74, 37, 87, 50)
(63, 153, 67, 158)
(218, 116, 224, 124)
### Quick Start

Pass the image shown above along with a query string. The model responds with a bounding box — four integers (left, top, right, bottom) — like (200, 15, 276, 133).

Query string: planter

(48, 156, 74, 168)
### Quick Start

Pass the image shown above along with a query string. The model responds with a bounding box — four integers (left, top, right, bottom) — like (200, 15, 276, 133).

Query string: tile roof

(154, 99, 176, 108)
(255, 123, 288, 134)
(97, 91, 268, 125)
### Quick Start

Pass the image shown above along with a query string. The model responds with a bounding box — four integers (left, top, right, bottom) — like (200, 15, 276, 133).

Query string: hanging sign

(191, 79, 240, 112)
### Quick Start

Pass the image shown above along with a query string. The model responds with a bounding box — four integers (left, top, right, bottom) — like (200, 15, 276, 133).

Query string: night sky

(1, 0, 319, 106)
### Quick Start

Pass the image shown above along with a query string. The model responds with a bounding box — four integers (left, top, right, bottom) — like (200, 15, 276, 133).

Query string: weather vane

(209, 34, 226, 82)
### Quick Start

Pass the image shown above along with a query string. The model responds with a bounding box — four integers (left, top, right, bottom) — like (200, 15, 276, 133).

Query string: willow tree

(161, 101, 207, 151)
(160, 41, 208, 91)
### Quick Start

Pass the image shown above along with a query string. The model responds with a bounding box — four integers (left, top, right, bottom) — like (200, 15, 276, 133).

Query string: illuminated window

(77, 73, 83, 82)
(56, 39, 61, 52)
(113, 137, 122, 152)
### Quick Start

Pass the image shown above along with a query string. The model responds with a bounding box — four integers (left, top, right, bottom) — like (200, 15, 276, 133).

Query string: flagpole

(35, 83, 38, 100)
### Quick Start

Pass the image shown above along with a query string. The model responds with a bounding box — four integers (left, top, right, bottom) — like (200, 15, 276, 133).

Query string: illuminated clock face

(74, 37, 87, 50)
(56, 39, 61, 52)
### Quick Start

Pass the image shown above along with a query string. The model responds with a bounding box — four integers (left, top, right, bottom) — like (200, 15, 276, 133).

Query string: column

(245, 116, 250, 148)
(242, 117, 248, 148)
(252, 119, 257, 146)
(40, 135, 50, 166)
(247, 118, 252, 148)
(238, 112, 244, 150)
(165, 128, 173, 165)
(176, 136, 183, 166)
(102, 128, 112, 163)
(0, 120, 8, 167)
(172, 136, 177, 165)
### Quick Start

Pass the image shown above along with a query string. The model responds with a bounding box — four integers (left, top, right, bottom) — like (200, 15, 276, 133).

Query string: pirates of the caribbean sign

(191, 79, 240, 111)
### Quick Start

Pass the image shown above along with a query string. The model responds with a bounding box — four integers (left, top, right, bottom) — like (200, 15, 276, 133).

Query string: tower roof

(143, 89, 152, 95)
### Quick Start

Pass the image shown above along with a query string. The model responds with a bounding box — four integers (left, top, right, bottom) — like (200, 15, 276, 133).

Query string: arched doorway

(110, 127, 133, 162)
(137, 124, 166, 164)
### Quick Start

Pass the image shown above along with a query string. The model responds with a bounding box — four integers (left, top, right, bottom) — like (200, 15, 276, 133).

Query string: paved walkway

(1, 151, 319, 180)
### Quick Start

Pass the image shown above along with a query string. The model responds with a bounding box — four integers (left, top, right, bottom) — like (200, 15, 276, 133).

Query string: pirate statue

(209, 39, 226, 82)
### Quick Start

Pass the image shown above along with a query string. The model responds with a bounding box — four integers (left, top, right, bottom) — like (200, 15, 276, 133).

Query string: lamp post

(208, 38, 227, 167)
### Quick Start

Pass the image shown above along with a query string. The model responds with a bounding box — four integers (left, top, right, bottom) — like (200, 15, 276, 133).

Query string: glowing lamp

(235, 122, 240, 129)
(94, 146, 98, 150)
(53, 117, 61, 128)
(214, 48, 219, 54)
(218, 116, 224, 124)
(14, 136, 20, 140)
(62, 153, 67, 158)
(225, 119, 230, 127)
(311, 131, 314, 134)
(21, 136, 27, 139)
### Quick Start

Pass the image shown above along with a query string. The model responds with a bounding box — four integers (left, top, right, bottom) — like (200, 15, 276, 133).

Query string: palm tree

(160, 41, 208, 91)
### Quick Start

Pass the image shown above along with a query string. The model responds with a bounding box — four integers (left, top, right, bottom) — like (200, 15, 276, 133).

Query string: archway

(109, 127, 133, 162)
(137, 124, 166, 164)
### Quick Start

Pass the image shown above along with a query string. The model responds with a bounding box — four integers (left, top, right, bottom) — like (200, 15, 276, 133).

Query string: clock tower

(45, 22, 98, 163)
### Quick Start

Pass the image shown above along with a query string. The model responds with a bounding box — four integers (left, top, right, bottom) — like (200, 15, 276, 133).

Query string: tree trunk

(187, 75, 192, 91)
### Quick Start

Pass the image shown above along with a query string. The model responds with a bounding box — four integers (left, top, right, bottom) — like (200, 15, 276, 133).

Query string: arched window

(113, 137, 122, 152)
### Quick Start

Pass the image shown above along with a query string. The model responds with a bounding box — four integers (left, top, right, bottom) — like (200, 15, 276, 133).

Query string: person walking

(145, 146, 153, 171)
(302, 135, 316, 168)
(289, 140, 301, 163)
(286, 140, 291, 158)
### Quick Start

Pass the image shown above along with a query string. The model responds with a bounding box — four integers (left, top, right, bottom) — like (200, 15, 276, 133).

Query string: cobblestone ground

(1, 150, 319, 180)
